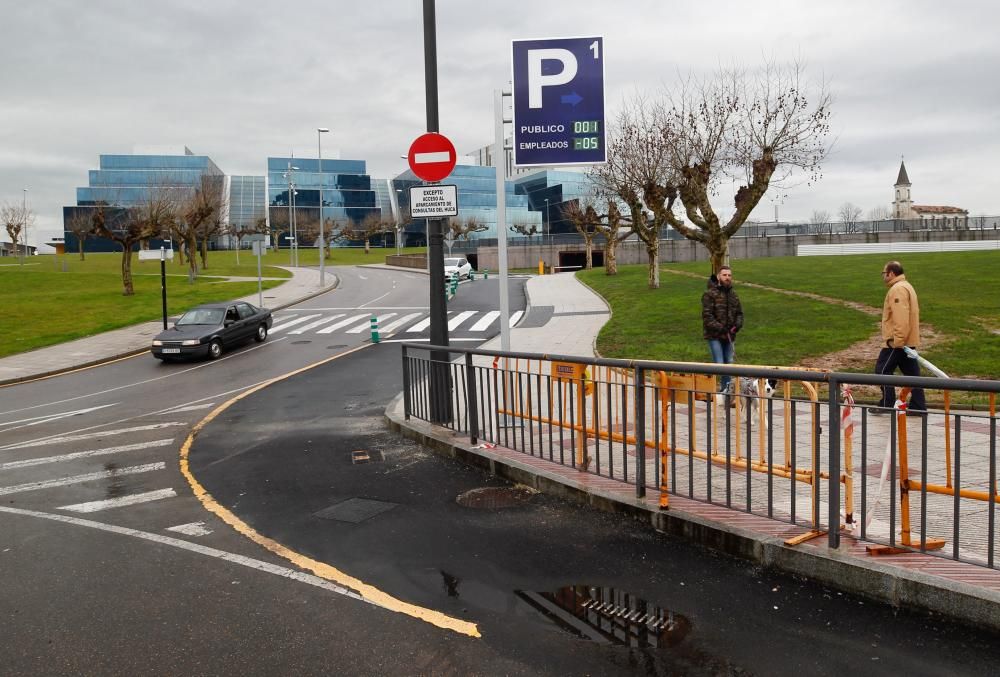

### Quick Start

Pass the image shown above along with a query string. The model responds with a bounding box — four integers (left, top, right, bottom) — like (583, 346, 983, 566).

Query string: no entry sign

(407, 132, 457, 182)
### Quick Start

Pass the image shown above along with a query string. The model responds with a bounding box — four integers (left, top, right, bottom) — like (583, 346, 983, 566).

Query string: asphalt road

(2, 266, 999, 675)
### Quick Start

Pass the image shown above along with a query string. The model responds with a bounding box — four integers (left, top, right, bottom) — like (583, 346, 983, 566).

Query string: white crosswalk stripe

(448, 311, 476, 330)
(406, 316, 432, 332)
(509, 310, 524, 327)
(1, 423, 186, 451)
(0, 462, 166, 496)
(378, 313, 423, 333)
(57, 488, 178, 513)
(270, 314, 322, 333)
(317, 313, 372, 334)
(0, 439, 175, 470)
(470, 311, 501, 331)
(289, 314, 346, 334)
(347, 313, 396, 334)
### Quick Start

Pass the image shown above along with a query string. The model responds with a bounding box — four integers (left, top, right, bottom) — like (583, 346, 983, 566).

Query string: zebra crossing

(270, 309, 524, 337)
(0, 412, 213, 533)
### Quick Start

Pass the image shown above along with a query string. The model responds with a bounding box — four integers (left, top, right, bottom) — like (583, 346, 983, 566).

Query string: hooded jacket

(702, 274, 744, 341)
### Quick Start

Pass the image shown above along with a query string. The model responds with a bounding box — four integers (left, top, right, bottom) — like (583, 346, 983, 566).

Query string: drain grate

(456, 486, 535, 509)
(314, 497, 397, 523)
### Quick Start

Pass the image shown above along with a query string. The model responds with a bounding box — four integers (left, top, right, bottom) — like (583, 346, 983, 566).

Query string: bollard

(469, 270, 475, 281)
(451, 276, 458, 294)
(538, 259, 544, 275)
(484, 269, 489, 279)
(370, 315, 380, 343)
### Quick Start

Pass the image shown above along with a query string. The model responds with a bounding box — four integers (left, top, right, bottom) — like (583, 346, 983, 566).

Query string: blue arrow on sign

(560, 92, 583, 106)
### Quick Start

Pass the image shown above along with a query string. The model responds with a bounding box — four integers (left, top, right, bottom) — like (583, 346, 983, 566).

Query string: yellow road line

(178, 343, 481, 638)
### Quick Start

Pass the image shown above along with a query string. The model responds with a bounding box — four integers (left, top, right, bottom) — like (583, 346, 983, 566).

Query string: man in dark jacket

(702, 265, 744, 395)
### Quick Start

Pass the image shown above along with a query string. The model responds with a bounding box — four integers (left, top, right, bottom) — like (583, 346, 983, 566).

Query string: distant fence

(799, 240, 1000, 256)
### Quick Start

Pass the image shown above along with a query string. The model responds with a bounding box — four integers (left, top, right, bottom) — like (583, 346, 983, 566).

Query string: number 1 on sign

(590, 40, 599, 58)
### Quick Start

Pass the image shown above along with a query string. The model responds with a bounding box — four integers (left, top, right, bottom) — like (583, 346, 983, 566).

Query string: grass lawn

(580, 251, 999, 380)
(663, 251, 999, 378)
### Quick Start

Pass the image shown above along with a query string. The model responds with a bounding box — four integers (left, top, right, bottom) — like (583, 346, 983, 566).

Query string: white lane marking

(447, 311, 477, 331)
(358, 275, 368, 280)
(316, 313, 371, 334)
(379, 337, 483, 343)
(0, 439, 175, 470)
(414, 151, 450, 163)
(0, 336, 289, 417)
(274, 307, 428, 311)
(359, 291, 392, 309)
(509, 310, 524, 327)
(0, 462, 165, 496)
(160, 403, 215, 414)
(0, 404, 118, 433)
(347, 313, 397, 334)
(166, 521, 213, 536)
(470, 311, 501, 331)
(270, 314, 322, 333)
(289, 314, 345, 334)
(406, 316, 432, 332)
(58, 488, 178, 513)
(1, 423, 186, 451)
(0, 505, 371, 605)
(378, 313, 423, 333)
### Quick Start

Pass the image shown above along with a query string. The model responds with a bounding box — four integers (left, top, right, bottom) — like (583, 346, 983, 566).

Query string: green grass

(663, 252, 999, 378)
(579, 265, 873, 366)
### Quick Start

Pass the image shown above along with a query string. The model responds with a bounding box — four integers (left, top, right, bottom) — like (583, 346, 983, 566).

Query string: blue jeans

(707, 339, 735, 394)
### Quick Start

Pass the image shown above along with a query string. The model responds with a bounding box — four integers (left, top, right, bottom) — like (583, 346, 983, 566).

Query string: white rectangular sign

(138, 248, 174, 261)
(409, 185, 458, 218)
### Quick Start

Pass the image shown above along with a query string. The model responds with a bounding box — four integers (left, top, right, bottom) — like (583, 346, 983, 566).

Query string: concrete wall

(474, 229, 1000, 271)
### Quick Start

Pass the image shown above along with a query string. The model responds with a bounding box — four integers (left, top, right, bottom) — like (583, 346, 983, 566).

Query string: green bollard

(370, 315, 380, 343)
(484, 269, 489, 279)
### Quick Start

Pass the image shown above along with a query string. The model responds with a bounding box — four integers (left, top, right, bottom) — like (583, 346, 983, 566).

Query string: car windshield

(444, 258, 463, 267)
(176, 308, 224, 326)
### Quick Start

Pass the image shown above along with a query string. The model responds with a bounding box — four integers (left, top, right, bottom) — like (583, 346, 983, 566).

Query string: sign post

(248, 235, 267, 308)
(511, 36, 606, 167)
(139, 246, 174, 328)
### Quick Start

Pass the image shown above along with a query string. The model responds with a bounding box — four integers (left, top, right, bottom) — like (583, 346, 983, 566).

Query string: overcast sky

(2, 0, 998, 243)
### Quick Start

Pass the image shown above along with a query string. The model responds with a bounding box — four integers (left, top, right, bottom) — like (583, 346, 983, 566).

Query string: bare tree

(1, 202, 34, 264)
(597, 200, 633, 275)
(561, 196, 603, 270)
(445, 215, 488, 256)
(839, 202, 863, 233)
(197, 178, 228, 270)
(810, 208, 831, 235)
(340, 212, 392, 254)
(868, 205, 891, 223)
(509, 221, 541, 246)
(595, 61, 832, 284)
(65, 210, 95, 260)
(91, 191, 176, 296)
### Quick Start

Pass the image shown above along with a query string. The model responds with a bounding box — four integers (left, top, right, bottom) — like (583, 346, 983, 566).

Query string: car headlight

(181, 339, 201, 346)
(152, 340, 163, 346)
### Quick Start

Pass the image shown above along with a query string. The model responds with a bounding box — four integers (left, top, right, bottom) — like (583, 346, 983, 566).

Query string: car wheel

(255, 324, 268, 342)
(208, 339, 223, 360)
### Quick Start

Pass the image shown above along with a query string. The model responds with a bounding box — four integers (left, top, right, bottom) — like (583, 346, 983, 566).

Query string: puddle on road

(517, 585, 691, 649)
(103, 462, 128, 499)
(440, 570, 461, 598)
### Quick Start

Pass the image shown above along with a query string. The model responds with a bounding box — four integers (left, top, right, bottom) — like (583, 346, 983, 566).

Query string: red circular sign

(407, 132, 457, 182)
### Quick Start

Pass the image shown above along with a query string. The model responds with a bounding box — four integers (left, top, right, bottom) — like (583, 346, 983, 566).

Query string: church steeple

(895, 159, 910, 186)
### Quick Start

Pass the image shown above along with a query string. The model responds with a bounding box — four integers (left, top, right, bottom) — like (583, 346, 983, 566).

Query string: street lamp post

(284, 163, 299, 266)
(317, 127, 329, 286)
(22, 188, 28, 264)
(395, 189, 404, 255)
(544, 198, 550, 243)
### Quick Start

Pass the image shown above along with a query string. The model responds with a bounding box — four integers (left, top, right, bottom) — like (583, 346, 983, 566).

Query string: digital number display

(573, 137, 600, 151)
(573, 120, 600, 134)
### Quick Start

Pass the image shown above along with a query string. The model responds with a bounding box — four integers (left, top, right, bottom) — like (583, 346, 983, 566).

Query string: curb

(384, 392, 1000, 634)
(0, 275, 340, 388)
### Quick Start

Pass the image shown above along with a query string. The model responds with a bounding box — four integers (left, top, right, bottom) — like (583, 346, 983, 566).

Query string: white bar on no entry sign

(414, 151, 451, 164)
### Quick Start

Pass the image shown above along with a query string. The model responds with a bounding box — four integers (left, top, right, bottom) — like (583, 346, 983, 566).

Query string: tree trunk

(709, 239, 728, 273)
(235, 237, 240, 266)
(200, 237, 208, 270)
(187, 235, 198, 277)
(121, 247, 135, 296)
(646, 239, 660, 289)
(364, 238, 370, 254)
(604, 240, 618, 275)
(585, 237, 593, 269)
(78, 239, 85, 261)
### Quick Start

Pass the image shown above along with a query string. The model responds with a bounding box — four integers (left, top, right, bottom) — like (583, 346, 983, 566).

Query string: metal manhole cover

(456, 487, 535, 509)
(314, 498, 397, 523)
(290, 340, 312, 345)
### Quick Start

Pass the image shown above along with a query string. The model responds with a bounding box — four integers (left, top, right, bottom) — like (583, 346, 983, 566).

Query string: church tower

(892, 160, 913, 219)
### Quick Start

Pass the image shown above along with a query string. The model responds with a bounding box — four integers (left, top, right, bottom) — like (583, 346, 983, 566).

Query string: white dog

(731, 378, 777, 429)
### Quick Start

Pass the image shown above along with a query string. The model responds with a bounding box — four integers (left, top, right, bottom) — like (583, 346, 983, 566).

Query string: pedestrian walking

(873, 260, 926, 414)
(702, 265, 743, 397)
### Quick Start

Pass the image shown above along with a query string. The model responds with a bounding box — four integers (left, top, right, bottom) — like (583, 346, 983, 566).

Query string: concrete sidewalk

(386, 271, 1000, 633)
(0, 265, 338, 385)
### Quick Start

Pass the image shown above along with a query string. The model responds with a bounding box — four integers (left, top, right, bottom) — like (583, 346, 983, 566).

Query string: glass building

(63, 147, 224, 252)
(513, 169, 597, 237)
(228, 175, 266, 228)
(267, 157, 383, 247)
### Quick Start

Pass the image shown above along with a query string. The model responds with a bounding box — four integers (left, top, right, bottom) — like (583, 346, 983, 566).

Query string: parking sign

(512, 36, 606, 167)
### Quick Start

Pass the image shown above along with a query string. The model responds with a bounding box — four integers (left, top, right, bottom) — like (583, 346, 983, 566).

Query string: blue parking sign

(512, 36, 606, 167)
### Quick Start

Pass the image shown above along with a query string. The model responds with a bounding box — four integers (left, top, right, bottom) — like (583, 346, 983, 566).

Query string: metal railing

(401, 344, 1000, 569)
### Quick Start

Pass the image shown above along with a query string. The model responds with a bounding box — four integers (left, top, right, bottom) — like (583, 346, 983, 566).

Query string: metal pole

(257, 242, 263, 308)
(21, 188, 27, 264)
(318, 127, 329, 286)
(495, 88, 512, 353)
(423, 0, 451, 424)
(286, 162, 294, 266)
(160, 246, 168, 330)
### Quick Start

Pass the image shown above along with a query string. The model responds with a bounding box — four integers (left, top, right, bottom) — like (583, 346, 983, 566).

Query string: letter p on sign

(527, 49, 577, 108)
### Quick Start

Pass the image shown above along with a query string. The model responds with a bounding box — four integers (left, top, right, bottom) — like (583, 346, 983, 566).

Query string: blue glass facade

(64, 150, 224, 252)
(392, 164, 541, 246)
(229, 175, 266, 227)
(513, 170, 597, 236)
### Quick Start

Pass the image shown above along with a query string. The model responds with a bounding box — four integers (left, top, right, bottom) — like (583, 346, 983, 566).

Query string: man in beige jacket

(873, 260, 926, 414)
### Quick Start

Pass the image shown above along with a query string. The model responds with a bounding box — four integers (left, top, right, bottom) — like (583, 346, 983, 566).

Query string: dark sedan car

(151, 301, 272, 361)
